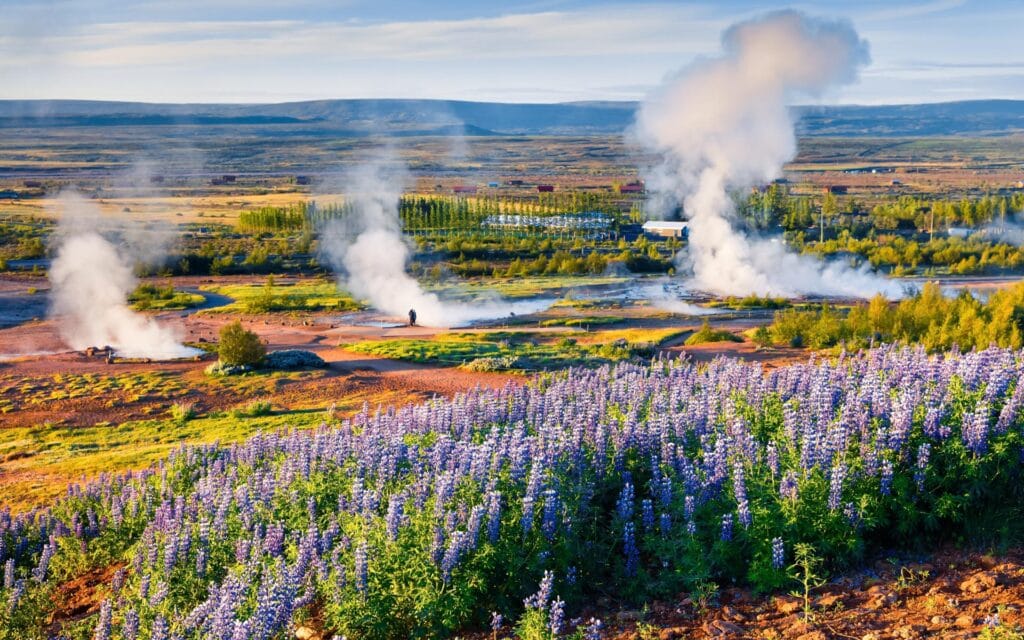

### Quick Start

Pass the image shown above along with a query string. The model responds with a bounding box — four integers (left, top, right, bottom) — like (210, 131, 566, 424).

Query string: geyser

(48, 194, 198, 359)
(635, 10, 903, 299)
(319, 158, 550, 327)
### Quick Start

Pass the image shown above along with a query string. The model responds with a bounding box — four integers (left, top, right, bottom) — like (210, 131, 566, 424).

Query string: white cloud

(3, 5, 724, 69)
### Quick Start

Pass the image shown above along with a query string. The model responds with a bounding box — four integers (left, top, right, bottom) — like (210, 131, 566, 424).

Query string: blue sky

(1, 0, 1021, 104)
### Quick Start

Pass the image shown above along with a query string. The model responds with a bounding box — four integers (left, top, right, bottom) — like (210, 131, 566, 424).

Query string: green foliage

(128, 282, 204, 311)
(348, 330, 676, 371)
(231, 398, 273, 418)
(685, 321, 744, 346)
(979, 617, 1024, 640)
(217, 321, 266, 366)
(201, 279, 361, 314)
(768, 282, 1024, 352)
(169, 401, 196, 425)
(538, 316, 623, 328)
(789, 543, 826, 621)
(514, 608, 553, 640)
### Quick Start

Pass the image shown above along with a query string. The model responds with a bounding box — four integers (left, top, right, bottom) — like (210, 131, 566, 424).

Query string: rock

(958, 572, 997, 594)
(263, 349, 327, 370)
(617, 610, 643, 622)
(861, 633, 880, 640)
(294, 627, 318, 640)
(795, 632, 827, 640)
(955, 615, 973, 628)
(658, 628, 687, 640)
(865, 593, 896, 610)
(721, 605, 745, 621)
(816, 593, 843, 608)
(707, 619, 746, 636)
(775, 596, 802, 615)
(894, 624, 925, 639)
(930, 616, 946, 625)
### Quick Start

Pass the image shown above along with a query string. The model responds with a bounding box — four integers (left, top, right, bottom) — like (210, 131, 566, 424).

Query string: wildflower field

(3, 345, 1024, 639)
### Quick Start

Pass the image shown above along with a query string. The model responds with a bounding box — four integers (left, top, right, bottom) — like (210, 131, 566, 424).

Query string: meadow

(2, 345, 1023, 639)
(344, 327, 685, 371)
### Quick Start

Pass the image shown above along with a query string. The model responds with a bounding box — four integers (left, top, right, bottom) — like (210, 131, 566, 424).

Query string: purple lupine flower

(965, 401, 991, 455)
(150, 615, 169, 640)
(93, 599, 112, 640)
(7, 578, 27, 611)
(771, 537, 784, 569)
(490, 611, 503, 632)
(487, 491, 502, 543)
(521, 495, 535, 535)
(149, 580, 168, 607)
(524, 570, 554, 609)
(914, 443, 930, 491)
(623, 522, 639, 576)
(111, 569, 125, 594)
(541, 489, 560, 540)
(31, 543, 54, 582)
(659, 512, 671, 537)
(641, 498, 655, 532)
(582, 618, 603, 640)
(549, 597, 565, 636)
(354, 541, 368, 595)
(880, 459, 894, 496)
(385, 494, 404, 541)
(658, 476, 672, 507)
(828, 462, 847, 510)
(441, 531, 467, 582)
(780, 471, 799, 501)
(720, 514, 733, 542)
(122, 608, 139, 640)
(616, 482, 634, 521)
(766, 442, 779, 477)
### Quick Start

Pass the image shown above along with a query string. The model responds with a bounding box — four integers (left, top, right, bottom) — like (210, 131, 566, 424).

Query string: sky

(1, 0, 1022, 105)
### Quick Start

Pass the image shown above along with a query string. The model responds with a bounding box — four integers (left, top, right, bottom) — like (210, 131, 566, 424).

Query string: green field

(345, 327, 686, 371)
(199, 278, 362, 314)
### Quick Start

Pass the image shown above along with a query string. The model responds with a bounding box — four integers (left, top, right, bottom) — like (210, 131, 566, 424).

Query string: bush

(685, 321, 744, 345)
(169, 402, 196, 424)
(461, 355, 522, 372)
(263, 349, 327, 370)
(232, 398, 273, 418)
(218, 321, 265, 366)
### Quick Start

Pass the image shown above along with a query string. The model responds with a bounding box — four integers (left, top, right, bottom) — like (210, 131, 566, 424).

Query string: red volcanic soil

(474, 548, 1024, 640)
(0, 285, 520, 429)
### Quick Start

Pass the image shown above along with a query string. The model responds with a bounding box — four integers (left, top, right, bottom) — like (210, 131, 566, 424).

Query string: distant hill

(1, 98, 1022, 137)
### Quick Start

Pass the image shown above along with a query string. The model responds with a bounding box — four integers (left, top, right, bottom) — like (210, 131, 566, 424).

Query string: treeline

(869, 193, 1024, 229)
(804, 232, 1024, 274)
(236, 194, 627, 236)
(237, 203, 310, 233)
(762, 282, 1024, 351)
(742, 186, 1024, 233)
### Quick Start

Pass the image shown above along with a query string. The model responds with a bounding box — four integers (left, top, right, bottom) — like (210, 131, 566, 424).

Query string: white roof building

(642, 220, 688, 237)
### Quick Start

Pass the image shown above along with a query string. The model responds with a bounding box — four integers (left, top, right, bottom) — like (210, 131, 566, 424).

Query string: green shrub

(685, 321, 743, 345)
(169, 402, 196, 424)
(218, 321, 266, 366)
(232, 398, 273, 418)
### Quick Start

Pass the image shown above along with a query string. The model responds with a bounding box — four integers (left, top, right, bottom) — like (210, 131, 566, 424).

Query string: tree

(218, 321, 265, 366)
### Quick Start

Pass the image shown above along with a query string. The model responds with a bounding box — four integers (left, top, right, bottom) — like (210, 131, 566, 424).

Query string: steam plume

(319, 156, 549, 327)
(635, 10, 902, 298)
(48, 192, 196, 358)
